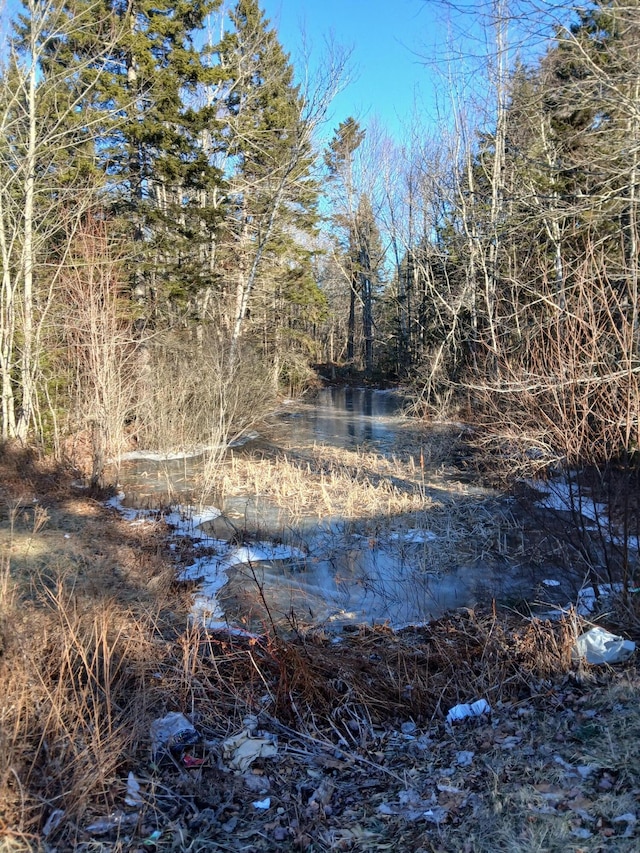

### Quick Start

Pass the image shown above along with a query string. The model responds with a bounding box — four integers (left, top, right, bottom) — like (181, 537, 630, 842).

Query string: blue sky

(261, 0, 440, 140)
(259, 1, 573, 143)
(1, 0, 568, 142)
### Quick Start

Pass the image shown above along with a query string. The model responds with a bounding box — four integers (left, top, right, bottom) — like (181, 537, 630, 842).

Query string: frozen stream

(112, 388, 544, 632)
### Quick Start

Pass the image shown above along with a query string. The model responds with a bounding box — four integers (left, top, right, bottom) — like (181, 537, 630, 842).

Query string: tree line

(340, 0, 639, 474)
(1, 0, 638, 491)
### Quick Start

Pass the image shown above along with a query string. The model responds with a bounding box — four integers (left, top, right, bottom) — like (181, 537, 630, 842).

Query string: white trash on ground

(377, 789, 448, 824)
(222, 728, 278, 772)
(572, 627, 635, 664)
(446, 698, 491, 724)
(243, 772, 271, 793)
(85, 812, 138, 836)
(124, 771, 144, 808)
(42, 809, 65, 838)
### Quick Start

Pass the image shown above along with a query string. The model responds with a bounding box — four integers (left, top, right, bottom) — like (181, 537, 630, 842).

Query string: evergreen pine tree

(37, 0, 226, 316)
(218, 0, 320, 356)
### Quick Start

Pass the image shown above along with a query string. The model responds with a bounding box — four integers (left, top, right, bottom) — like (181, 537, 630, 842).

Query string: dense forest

(2, 4, 640, 846)
(0, 0, 638, 488)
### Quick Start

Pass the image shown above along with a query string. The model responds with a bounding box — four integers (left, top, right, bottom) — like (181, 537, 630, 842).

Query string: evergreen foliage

(217, 0, 322, 360)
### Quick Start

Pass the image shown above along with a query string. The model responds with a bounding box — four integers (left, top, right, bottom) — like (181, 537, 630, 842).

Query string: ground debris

(573, 626, 636, 664)
(222, 727, 278, 772)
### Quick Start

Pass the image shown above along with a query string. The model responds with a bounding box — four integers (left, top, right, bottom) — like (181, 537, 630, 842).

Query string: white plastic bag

(446, 698, 491, 724)
(572, 627, 635, 664)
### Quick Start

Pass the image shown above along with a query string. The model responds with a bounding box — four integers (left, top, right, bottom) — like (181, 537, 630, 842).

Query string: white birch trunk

(15, 12, 38, 440)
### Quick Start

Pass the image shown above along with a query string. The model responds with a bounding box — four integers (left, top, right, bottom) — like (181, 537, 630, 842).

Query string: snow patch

(105, 492, 149, 522)
(530, 478, 608, 523)
(115, 432, 258, 463)
(181, 540, 304, 628)
(163, 506, 221, 538)
(118, 448, 209, 462)
(574, 583, 623, 616)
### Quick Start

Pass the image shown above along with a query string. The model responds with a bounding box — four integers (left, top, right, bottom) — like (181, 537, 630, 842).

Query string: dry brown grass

(0, 587, 155, 836)
(142, 608, 576, 738)
(0, 446, 175, 848)
(216, 446, 436, 520)
(210, 445, 517, 592)
(1, 443, 638, 852)
(218, 441, 508, 528)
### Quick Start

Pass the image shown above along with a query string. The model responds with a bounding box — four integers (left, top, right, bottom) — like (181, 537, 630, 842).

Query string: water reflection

(113, 387, 532, 631)
(281, 387, 402, 450)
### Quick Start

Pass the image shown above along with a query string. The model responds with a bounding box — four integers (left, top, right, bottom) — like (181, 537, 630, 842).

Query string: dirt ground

(1, 444, 639, 852)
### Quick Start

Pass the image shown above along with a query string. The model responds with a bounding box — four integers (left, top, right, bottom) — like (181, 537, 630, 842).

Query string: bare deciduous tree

(59, 220, 142, 488)
(0, 0, 120, 441)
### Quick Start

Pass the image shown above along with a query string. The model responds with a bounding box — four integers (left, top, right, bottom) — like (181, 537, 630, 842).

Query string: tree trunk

(16, 15, 38, 440)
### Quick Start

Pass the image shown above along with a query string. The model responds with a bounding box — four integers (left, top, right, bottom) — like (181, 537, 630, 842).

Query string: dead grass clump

(0, 450, 177, 848)
(465, 427, 563, 486)
(212, 446, 517, 578)
(603, 591, 640, 641)
(217, 449, 434, 520)
(0, 441, 73, 501)
(171, 610, 576, 736)
(0, 579, 165, 843)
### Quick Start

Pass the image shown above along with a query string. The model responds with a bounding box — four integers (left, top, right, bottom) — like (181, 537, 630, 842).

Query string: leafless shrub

(470, 238, 640, 597)
(132, 334, 276, 505)
(58, 220, 143, 488)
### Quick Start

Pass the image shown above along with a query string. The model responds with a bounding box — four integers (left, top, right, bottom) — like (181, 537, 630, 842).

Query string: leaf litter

(70, 619, 640, 852)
